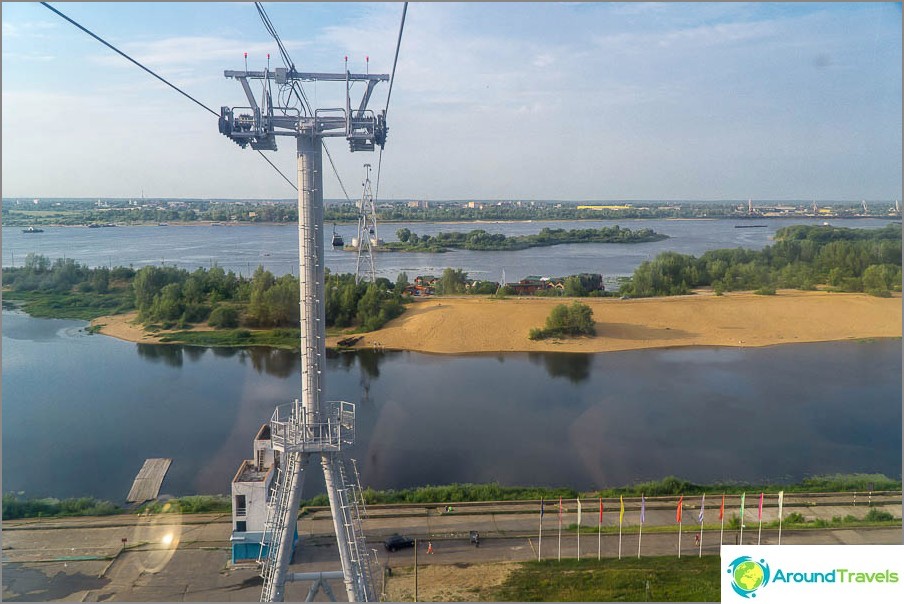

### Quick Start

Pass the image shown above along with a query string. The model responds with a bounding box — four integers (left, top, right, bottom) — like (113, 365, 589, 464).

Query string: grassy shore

(10, 475, 893, 521)
(488, 556, 720, 602)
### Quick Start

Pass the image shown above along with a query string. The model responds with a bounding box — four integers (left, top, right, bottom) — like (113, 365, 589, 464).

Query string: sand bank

(92, 290, 901, 354)
(346, 290, 901, 354)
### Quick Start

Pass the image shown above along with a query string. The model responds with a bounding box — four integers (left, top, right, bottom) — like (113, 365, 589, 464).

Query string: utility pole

(219, 61, 388, 602)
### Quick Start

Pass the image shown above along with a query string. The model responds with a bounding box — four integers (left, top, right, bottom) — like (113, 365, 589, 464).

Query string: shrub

(208, 305, 240, 328)
(865, 508, 895, 522)
(529, 302, 595, 340)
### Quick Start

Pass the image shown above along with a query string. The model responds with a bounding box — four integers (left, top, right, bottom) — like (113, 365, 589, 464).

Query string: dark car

(383, 534, 415, 552)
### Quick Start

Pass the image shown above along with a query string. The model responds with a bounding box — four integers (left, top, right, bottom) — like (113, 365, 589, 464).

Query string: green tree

(529, 302, 595, 340)
(208, 305, 239, 328)
(438, 268, 468, 295)
(247, 265, 276, 326)
(564, 276, 586, 297)
(150, 283, 184, 322)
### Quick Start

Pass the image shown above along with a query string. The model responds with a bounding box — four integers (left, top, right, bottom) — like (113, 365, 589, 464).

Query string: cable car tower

(354, 164, 378, 283)
(219, 59, 387, 602)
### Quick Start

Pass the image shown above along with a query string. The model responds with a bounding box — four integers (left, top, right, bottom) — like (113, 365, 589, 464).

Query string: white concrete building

(230, 424, 293, 564)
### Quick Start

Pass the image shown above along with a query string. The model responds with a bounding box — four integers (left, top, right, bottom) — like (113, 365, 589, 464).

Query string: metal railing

(270, 399, 355, 454)
(258, 450, 301, 602)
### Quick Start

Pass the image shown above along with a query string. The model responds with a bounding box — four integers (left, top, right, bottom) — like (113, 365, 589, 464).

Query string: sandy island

(91, 290, 901, 354)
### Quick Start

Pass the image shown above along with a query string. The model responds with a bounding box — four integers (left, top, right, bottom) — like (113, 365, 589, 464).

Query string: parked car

(383, 534, 415, 552)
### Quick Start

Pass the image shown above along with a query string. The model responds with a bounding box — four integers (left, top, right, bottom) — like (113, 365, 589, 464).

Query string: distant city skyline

(2, 2, 901, 201)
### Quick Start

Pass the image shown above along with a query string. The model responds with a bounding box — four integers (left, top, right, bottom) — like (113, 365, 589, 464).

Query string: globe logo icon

(727, 556, 771, 598)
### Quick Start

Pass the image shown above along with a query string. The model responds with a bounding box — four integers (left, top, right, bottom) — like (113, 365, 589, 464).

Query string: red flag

(719, 494, 725, 521)
(676, 495, 684, 523)
(599, 498, 603, 523)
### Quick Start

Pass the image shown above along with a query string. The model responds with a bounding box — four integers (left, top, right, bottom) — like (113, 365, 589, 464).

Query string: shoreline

(5, 216, 902, 229)
(90, 290, 902, 355)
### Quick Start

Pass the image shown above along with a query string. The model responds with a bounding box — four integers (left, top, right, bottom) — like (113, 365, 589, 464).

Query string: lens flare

(131, 499, 182, 574)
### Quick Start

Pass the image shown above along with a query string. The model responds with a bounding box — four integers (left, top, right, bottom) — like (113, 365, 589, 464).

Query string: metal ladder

(259, 450, 302, 602)
(334, 457, 375, 601)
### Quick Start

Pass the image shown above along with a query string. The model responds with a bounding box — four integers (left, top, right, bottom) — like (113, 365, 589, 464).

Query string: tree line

(5, 254, 405, 333)
(386, 225, 667, 252)
(620, 223, 902, 298)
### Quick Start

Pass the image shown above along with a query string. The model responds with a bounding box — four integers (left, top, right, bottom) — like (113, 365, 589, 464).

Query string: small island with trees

(382, 225, 667, 253)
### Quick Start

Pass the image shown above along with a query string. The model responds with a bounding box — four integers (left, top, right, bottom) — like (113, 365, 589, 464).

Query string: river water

(2, 309, 899, 501)
(3, 218, 897, 282)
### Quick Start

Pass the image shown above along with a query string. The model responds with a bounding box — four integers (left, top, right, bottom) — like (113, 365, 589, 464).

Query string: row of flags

(538, 491, 786, 560)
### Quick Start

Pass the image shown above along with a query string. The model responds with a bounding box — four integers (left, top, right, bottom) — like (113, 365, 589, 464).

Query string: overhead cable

(40, 2, 218, 118)
(254, 1, 313, 116)
(40, 2, 297, 192)
(375, 2, 409, 203)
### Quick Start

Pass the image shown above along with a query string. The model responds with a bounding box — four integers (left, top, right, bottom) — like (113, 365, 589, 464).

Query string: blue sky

(2, 2, 901, 201)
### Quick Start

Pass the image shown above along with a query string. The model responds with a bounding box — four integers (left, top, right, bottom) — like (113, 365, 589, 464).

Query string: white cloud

(1, 19, 59, 38)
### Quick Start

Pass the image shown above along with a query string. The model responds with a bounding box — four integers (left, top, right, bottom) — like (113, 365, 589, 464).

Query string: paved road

(2, 494, 901, 602)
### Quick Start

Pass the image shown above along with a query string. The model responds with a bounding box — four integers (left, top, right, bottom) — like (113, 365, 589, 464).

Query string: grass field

(487, 556, 720, 602)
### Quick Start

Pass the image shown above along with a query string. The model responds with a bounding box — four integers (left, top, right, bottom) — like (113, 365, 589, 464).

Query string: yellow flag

(619, 495, 625, 525)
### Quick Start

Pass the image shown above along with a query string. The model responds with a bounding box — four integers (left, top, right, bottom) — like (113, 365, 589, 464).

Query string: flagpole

(598, 498, 602, 561)
(777, 491, 784, 545)
(538, 498, 543, 562)
(618, 495, 624, 560)
(637, 494, 645, 559)
(677, 495, 683, 559)
(557, 497, 562, 562)
(576, 498, 581, 559)
(678, 517, 682, 558)
(637, 519, 643, 559)
(739, 492, 746, 545)
(757, 492, 764, 545)
(719, 494, 725, 546)
(698, 493, 705, 558)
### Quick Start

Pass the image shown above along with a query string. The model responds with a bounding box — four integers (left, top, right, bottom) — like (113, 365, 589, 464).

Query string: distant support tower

(747, 198, 753, 215)
(219, 59, 387, 602)
(354, 164, 378, 283)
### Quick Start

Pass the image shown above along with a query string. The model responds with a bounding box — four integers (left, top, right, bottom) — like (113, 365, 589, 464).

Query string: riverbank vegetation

(4, 475, 898, 520)
(528, 302, 596, 340)
(2, 494, 121, 520)
(620, 223, 902, 298)
(3, 255, 405, 339)
(383, 225, 667, 252)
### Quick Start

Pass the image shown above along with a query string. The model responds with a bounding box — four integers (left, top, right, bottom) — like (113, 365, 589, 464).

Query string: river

(2, 309, 899, 502)
(3, 217, 897, 283)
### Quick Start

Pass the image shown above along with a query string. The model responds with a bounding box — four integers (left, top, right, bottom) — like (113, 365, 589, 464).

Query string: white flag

(577, 498, 582, 525)
(778, 491, 784, 517)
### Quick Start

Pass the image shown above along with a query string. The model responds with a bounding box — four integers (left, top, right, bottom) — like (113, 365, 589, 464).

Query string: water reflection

(3, 308, 900, 500)
(211, 347, 241, 358)
(136, 343, 183, 367)
(528, 352, 592, 383)
(246, 347, 298, 378)
(183, 347, 206, 362)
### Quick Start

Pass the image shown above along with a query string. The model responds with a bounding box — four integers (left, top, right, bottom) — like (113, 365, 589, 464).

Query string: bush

(208, 305, 240, 328)
(784, 512, 806, 524)
(529, 302, 595, 340)
(864, 508, 895, 522)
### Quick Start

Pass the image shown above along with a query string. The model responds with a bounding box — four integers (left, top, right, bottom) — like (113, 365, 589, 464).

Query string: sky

(1, 2, 901, 201)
